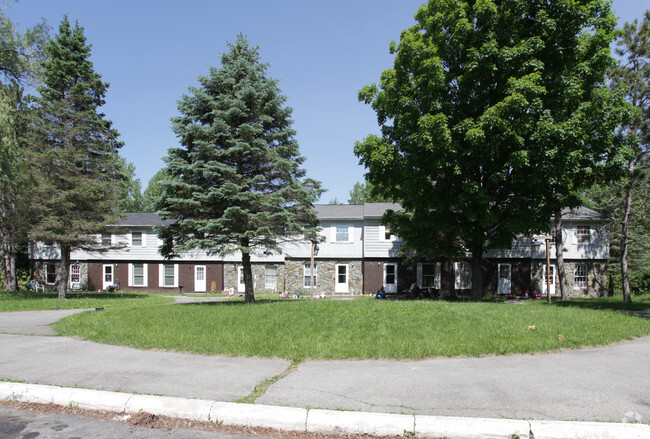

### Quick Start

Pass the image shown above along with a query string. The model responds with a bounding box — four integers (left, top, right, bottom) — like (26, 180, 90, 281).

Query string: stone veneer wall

(530, 260, 607, 297)
(223, 263, 286, 293)
(31, 261, 89, 289)
(284, 259, 363, 295)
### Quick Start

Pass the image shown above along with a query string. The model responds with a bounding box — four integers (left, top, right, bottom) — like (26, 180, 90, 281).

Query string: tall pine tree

(27, 17, 124, 298)
(157, 36, 322, 303)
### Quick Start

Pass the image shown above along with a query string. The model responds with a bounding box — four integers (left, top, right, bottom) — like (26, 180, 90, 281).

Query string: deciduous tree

(355, 0, 628, 301)
(0, 12, 47, 291)
(157, 36, 322, 303)
(609, 11, 649, 302)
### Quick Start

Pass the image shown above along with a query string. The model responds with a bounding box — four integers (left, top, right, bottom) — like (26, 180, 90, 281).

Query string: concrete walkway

(0, 300, 649, 438)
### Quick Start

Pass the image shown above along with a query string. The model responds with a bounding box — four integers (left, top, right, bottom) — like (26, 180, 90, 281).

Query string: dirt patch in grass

(0, 399, 413, 439)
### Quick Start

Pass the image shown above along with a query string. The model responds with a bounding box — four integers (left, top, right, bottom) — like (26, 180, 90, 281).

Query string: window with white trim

(101, 234, 112, 246)
(303, 263, 317, 287)
(576, 226, 590, 244)
(129, 263, 148, 287)
(131, 231, 143, 246)
(454, 261, 472, 290)
(335, 225, 349, 242)
(574, 265, 587, 289)
(159, 264, 178, 287)
(421, 263, 436, 288)
(265, 267, 277, 290)
(383, 226, 392, 240)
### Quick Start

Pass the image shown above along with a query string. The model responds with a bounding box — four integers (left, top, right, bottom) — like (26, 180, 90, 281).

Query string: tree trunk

(1, 238, 17, 292)
(471, 248, 483, 302)
(57, 243, 70, 299)
(241, 248, 255, 303)
(620, 161, 634, 303)
(0, 189, 18, 292)
(554, 211, 569, 300)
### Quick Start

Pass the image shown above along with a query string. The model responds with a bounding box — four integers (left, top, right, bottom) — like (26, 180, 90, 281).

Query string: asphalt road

(0, 405, 274, 439)
(0, 303, 648, 425)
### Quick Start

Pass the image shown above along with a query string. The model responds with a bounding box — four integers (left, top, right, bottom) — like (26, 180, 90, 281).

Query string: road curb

(2, 382, 649, 438)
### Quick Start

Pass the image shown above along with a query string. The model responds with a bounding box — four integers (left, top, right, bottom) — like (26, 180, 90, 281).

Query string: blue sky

(7, 0, 648, 203)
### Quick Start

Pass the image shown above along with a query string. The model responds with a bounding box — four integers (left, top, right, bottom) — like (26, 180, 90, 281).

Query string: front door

(238, 267, 245, 293)
(498, 263, 511, 295)
(542, 264, 556, 296)
(384, 263, 398, 293)
(102, 264, 114, 290)
(195, 265, 206, 292)
(335, 264, 349, 294)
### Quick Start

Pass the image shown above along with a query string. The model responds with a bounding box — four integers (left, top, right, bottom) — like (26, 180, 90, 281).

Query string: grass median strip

(234, 361, 301, 404)
(52, 296, 650, 361)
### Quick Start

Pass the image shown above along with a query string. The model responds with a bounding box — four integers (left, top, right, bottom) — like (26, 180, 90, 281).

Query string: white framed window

(576, 226, 590, 244)
(69, 264, 81, 284)
(265, 266, 277, 290)
(129, 263, 148, 287)
(574, 265, 587, 289)
(304, 263, 317, 288)
(454, 261, 472, 290)
(101, 234, 112, 246)
(46, 263, 57, 284)
(159, 264, 178, 287)
(131, 231, 144, 247)
(335, 225, 349, 242)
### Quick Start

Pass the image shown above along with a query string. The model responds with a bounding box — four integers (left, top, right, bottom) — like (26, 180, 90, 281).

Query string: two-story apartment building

(29, 204, 609, 297)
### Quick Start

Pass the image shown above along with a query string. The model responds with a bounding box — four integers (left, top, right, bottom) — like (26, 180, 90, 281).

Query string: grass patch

(0, 290, 173, 311)
(53, 297, 650, 361)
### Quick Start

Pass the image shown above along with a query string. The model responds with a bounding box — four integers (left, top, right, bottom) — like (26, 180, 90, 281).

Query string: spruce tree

(158, 36, 322, 303)
(27, 17, 124, 298)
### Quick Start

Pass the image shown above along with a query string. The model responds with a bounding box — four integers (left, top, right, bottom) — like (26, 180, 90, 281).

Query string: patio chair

(27, 280, 45, 292)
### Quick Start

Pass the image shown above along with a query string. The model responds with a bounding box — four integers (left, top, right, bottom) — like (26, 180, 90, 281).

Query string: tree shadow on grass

(548, 296, 650, 312)
(6, 291, 151, 300)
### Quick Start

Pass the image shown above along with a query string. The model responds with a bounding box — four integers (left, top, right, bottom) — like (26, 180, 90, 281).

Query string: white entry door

(498, 264, 511, 295)
(335, 264, 349, 294)
(195, 265, 206, 292)
(542, 264, 556, 296)
(384, 263, 398, 293)
(102, 264, 114, 290)
(238, 267, 245, 293)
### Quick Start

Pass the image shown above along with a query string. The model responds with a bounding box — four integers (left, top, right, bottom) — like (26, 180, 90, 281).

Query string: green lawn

(0, 291, 174, 311)
(53, 296, 650, 361)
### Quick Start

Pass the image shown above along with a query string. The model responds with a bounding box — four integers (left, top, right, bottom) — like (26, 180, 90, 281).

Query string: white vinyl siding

(128, 263, 148, 287)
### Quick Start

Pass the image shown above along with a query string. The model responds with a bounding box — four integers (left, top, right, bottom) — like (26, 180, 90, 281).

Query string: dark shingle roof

(117, 212, 173, 227)
(561, 206, 609, 221)
(314, 204, 364, 220)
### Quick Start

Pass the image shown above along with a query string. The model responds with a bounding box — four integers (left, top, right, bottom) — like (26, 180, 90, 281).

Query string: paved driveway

(0, 307, 648, 423)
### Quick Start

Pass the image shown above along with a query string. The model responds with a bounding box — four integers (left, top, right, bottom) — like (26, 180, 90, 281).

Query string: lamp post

(310, 241, 319, 298)
(531, 236, 552, 303)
